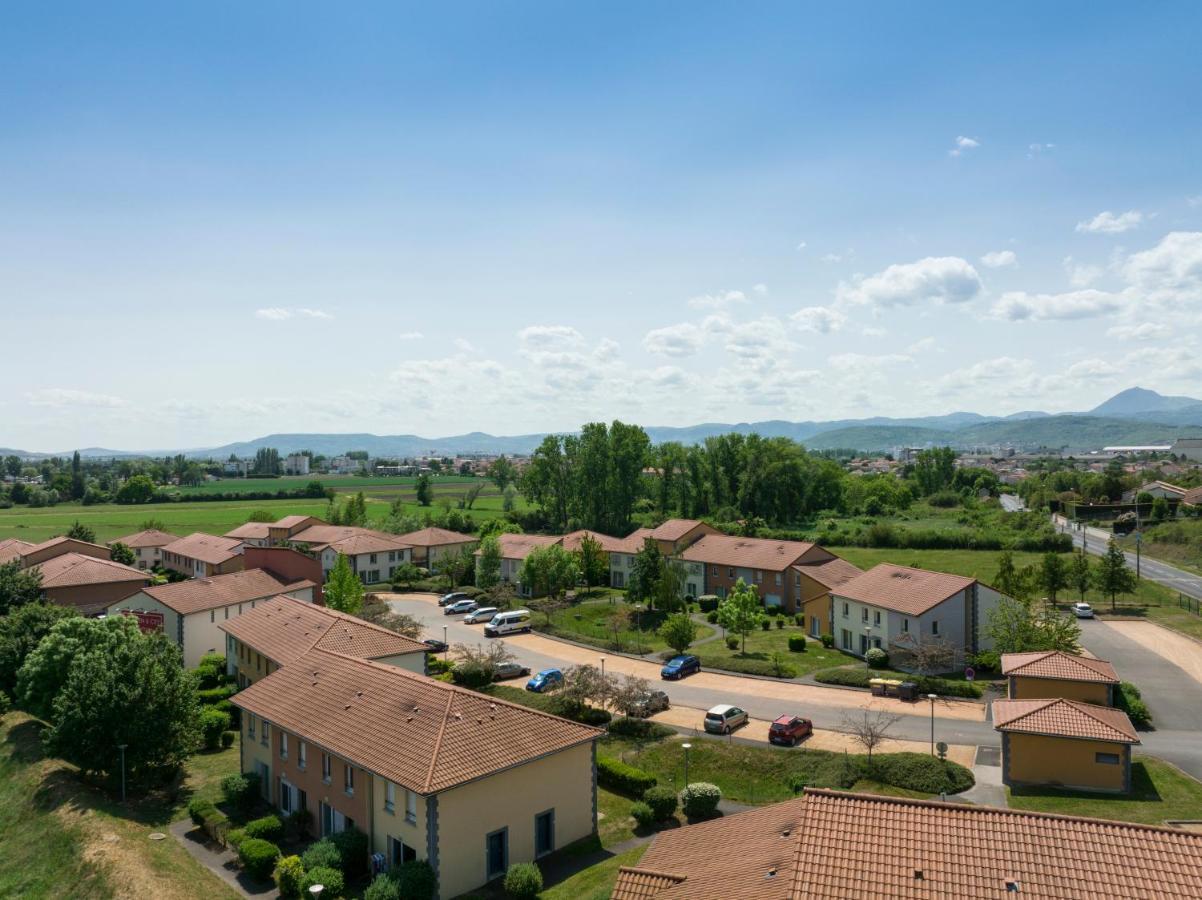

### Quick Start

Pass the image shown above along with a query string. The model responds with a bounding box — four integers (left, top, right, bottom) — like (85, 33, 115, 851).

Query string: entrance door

(859, 634, 869, 655)
(810, 616, 820, 638)
(486, 829, 508, 879)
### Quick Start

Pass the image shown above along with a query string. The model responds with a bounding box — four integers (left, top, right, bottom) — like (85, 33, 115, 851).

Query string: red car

(768, 715, 813, 746)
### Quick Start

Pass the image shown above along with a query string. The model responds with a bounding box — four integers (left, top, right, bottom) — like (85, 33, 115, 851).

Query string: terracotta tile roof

(793, 557, 862, 590)
(230, 647, 600, 794)
(110, 529, 178, 549)
(139, 568, 293, 616)
(613, 788, 1202, 899)
(610, 528, 655, 554)
(1001, 650, 1120, 684)
(394, 527, 477, 548)
(1182, 486, 1202, 507)
(649, 519, 706, 542)
(0, 539, 34, 564)
(679, 534, 823, 572)
(831, 563, 976, 616)
(34, 553, 151, 588)
(272, 515, 318, 530)
(22, 535, 112, 562)
(495, 533, 562, 561)
(223, 522, 273, 540)
(560, 530, 629, 553)
(219, 594, 427, 665)
(289, 525, 412, 555)
(993, 697, 1140, 743)
(162, 532, 244, 565)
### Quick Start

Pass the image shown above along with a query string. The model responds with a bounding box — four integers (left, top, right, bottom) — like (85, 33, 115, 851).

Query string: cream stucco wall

(372, 774, 428, 863)
(1005, 732, 1129, 792)
(1010, 676, 1112, 705)
(371, 651, 428, 674)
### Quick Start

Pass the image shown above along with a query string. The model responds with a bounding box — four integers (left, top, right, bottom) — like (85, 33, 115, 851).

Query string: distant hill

(1090, 386, 1202, 418)
(803, 425, 956, 451)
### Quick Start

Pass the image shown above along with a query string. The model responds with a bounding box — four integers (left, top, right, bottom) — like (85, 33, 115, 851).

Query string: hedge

(705, 655, 797, 679)
(597, 755, 657, 796)
(303, 866, 345, 898)
(630, 801, 655, 828)
(364, 874, 402, 900)
(222, 772, 260, 813)
(393, 860, 437, 900)
(198, 685, 237, 704)
(301, 838, 341, 872)
(642, 785, 678, 821)
(200, 707, 231, 750)
(188, 797, 216, 826)
(332, 826, 370, 878)
(698, 597, 719, 613)
(814, 667, 981, 698)
(869, 752, 974, 793)
(607, 717, 675, 741)
(680, 782, 722, 818)
(503, 861, 544, 899)
(239, 838, 282, 881)
(1116, 681, 1151, 728)
(244, 814, 284, 842)
(787, 636, 807, 652)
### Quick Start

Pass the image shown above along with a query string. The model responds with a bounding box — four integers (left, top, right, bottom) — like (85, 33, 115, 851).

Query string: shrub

(630, 800, 655, 828)
(364, 873, 402, 900)
(225, 828, 246, 851)
(188, 797, 216, 826)
(760, 619, 771, 631)
(288, 808, 314, 839)
(239, 838, 282, 882)
(788, 636, 807, 652)
(199, 706, 231, 751)
(332, 826, 370, 877)
(968, 650, 1001, 673)
(770, 652, 798, 679)
(865, 647, 889, 669)
(301, 838, 341, 872)
(394, 859, 437, 900)
(871, 753, 974, 794)
(813, 667, 981, 698)
(244, 814, 284, 842)
(1117, 681, 1151, 728)
(775, 618, 785, 629)
(820, 633, 834, 648)
(597, 755, 657, 795)
(707, 655, 797, 678)
(302, 866, 345, 898)
(725, 636, 739, 650)
(503, 861, 543, 899)
(608, 717, 675, 740)
(642, 785, 678, 821)
(274, 855, 306, 899)
(426, 657, 452, 675)
(221, 772, 259, 813)
(197, 684, 237, 705)
(794, 614, 804, 626)
(706, 610, 719, 624)
(680, 782, 722, 818)
(0, 691, 10, 717)
(220, 729, 236, 748)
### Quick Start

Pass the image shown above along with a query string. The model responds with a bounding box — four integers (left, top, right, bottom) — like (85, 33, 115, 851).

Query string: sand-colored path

(1100, 620, 1202, 685)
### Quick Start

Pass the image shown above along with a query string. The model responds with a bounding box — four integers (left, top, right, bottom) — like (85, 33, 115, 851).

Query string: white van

(484, 609, 532, 637)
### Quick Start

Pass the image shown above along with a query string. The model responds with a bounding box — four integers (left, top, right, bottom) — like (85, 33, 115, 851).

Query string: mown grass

(1008, 757, 1202, 825)
(533, 598, 713, 656)
(691, 626, 850, 678)
(540, 844, 648, 900)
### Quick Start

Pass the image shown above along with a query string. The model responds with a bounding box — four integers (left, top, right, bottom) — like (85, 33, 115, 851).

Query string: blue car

(525, 668, 563, 693)
(660, 655, 701, 680)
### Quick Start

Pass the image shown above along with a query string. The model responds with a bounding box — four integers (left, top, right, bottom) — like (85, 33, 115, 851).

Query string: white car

(464, 606, 499, 625)
(1072, 602, 1095, 619)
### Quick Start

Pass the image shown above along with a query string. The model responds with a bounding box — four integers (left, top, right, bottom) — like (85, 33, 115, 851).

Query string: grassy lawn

(1008, 757, 1202, 825)
(0, 711, 240, 900)
(1113, 518, 1202, 577)
(692, 626, 851, 678)
(534, 598, 714, 655)
(540, 844, 648, 900)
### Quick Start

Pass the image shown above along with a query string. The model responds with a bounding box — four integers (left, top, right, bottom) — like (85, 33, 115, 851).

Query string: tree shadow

(4, 716, 48, 764)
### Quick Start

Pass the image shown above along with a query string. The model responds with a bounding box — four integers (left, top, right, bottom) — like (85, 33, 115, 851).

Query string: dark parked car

(526, 668, 563, 693)
(438, 591, 470, 607)
(493, 661, 531, 681)
(768, 715, 813, 746)
(422, 638, 448, 653)
(660, 654, 701, 680)
(628, 690, 670, 718)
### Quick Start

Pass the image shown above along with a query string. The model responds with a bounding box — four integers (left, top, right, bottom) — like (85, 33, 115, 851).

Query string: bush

(197, 684, 237, 705)
(288, 808, 314, 839)
(332, 826, 370, 878)
(706, 610, 719, 624)
(225, 828, 246, 851)
(630, 800, 655, 828)
(244, 814, 284, 842)
(426, 657, 452, 675)
(794, 614, 804, 626)
(642, 785, 678, 821)
(199, 706, 231, 751)
(239, 838, 282, 882)
(394, 859, 437, 900)
(503, 861, 543, 899)
(865, 647, 889, 669)
(680, 782, 722, 818)
(302, 866, 345, 898)
(770, 652, 798, 679)
(1117, 681, 1152, 728)
(571, 705, 613, 726)
(706, 655, 797, 678)
(968, 650, 1001, 673)
(820, 633, 834, 648)
(301, 838, 341, 872)
(871, 753, 975, 794)
(274, 855, 306, 899)
(813, 667, 981, 698)
(364, 874, 402, 900)
(760, 619, 771, 631)
(698, 596, 719, 613)
(775, 618, 785, 629)
(221, 772, 260, 813)
(188, 797, 216, 826)
(597, 755, 657, 795)
(725, 636, 739, 650)
(220, 729, 236, 748)
(0, 691, 10, 717)
(607, 716, 675, 740)
(788, 636, 807, 652)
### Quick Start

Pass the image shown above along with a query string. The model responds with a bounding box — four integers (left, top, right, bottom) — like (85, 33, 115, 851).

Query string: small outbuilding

(1001, 650, 1120, 705)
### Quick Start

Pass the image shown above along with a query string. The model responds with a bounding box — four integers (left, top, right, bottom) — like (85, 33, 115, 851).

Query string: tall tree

(17, 615, 141, 719)
(109, 542, 136, 566)
(414, 474, 433, 507)
(716, 579, 765, 655)
(1094, 539, 1137, 613)
(658, 612, 698, 656)
(69, 450, 85, 501)
(324, 553, 365, 615)
(1069, 551, 1092, 603)
(911, 446, 956, 496)
(475, 535, 502, 590)
(518, 544, 579, 599)
(1038, 553, 1069, 604)
(627, 538, 663, 606)
(521, 435, 574, 531)
(0, 602, 77, 695)
(487, 455, 517, 493)
(0, 561, 43, 615)
(574, 534, 609, 596)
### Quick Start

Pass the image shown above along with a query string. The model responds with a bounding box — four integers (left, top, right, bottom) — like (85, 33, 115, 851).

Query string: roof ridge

(1061, 697, 1134, 738)
(423, 691, 456, 793)
(615, 865, 687, 881)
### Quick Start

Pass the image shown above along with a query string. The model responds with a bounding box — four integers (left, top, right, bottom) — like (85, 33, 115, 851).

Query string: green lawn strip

(533, 599, 714, 656)
(540, 844, 648, 900)
(1007, 757, 1202, 825)
(1113, 518, 1202, 577)
(691, 627, 850, 678)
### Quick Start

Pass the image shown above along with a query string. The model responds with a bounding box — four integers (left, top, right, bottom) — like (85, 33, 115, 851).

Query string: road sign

(964, 666, 975, 682)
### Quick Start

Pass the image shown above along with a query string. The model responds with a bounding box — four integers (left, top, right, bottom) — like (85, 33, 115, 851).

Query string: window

(774, 573, 781, 587)
(873, 610, 881, 626)
(298, 741, 307, 770)
(224, 606, 229, 620)
(389, 837, 417, 866)
(842, 602, 849, 617)
(406, 789, 417, 824)
(712, 566, 718, 576)
(279, 731, 288, 760)
(795, 574, 800, 587)
(1095, 752, 1121, 765)
(344, 763, 355, 795)
(389, 551, 397, 562)
(261, 720, 270, 747)
(370, 553, 377, 564)
(280, 780, 296, 814)
(841, 629, 852, 650)
(754, 570, 762, 583)
(902, 618, 909, 633)
(486, 829, 508, 879)
(210, 610, 215, 624)
(385, 781, 396, 813)
(727, 567, 734, 578)
(932, 620, 940, 636)
(861, 607, 869, 622)
(322, 753, 332, 783)
(535, 810, 555, 857)
(247, 714, 256, 740)
(321, 802, 350, 836)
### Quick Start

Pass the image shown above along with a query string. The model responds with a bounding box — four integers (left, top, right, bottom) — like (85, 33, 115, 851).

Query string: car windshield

(705, 713, 723, 721)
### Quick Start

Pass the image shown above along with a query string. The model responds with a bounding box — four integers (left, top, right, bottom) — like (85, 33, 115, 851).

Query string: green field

(176, 473, 480, 495)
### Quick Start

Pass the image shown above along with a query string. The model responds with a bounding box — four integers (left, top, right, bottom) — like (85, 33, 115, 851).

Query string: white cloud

(688, 290, 748, 310)
(1106, 322, 1171, 341)
(518, 325, 585, 349)
(1188, 195, 1202, 208)
(795, 241, 807, 252)
(593, 338, 620, 362)
(949, 135, 980, 156)
(398, 331, 424, 340)
(1076, 209, 1145, 235)
(1026, 142, 1055, 159)
(992, 289, 1123, 321)
(861, 326, 887, 337)
(255, 307, 333, 320)
(837, 256, 983, 308)
(930, 356, 1044, 399)
(980, 250, 1017, 268)
(297, 308, 332, 319)
(1064, 358, 1121, 380)
(27, 388, 126, 408)
(790, 306, 847, 334)
(753, 283, 768, 295)
(906, 336, 937, 354)
(1062, 256, 1104, 287)
(1121, 231, 1202, 304)
(453, 337, 475, 353)
(821, 252, 844, 263)
(648, 366, 688, 389)
(643, 322, 705, 358)
(828, 352, 912, 369)
(723, 316, 790, 359)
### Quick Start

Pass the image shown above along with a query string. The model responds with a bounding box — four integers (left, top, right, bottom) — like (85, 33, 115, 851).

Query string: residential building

(161, 532, 246, 577)
(287, 525, 414, 584)
(994, 697, 1140, 793)
(0, 538, 36, 564)
(1001, 650, 1120, 705)
(394, 527, 477, 570)
(15, 535, 112, 568)
(109, 528, 179, 570)
(646, 518, 720, 556)
(610, 788, 1202, 899)
(1183, 485, 1202, 509)
(284, 453, 310, 475)
(33, 553, 153, 615)
(220, 594, 428, 686)
(492, 533, 563, 594)
(1122, 480, 1186, 502)
(605, 528, 654, 589)
(680, 534, 837, 611)
(231, 648, 600, 899)
(794, 556, 864, 639)
(243, 545, 326, 604)
(224, 515, 325, 549)
(829, 563, 1002, 660)
(106, 568, 316, 668)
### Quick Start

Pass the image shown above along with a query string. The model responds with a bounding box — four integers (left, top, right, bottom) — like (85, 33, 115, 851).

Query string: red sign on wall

(122, 609, 165, 634)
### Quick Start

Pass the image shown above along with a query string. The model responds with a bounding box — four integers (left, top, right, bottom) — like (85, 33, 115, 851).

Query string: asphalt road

(1053, 514, 1202, 602)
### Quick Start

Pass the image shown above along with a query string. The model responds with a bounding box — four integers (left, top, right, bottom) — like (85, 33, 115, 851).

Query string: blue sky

(3, 2, 1201, 450)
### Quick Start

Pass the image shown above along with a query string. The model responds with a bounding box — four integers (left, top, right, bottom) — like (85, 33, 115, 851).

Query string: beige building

(394, 527, 477, 570)
(109, 528, 179, 570)
(106, 569, 316, 668)
(161, 532, 245, 577)
(1001, 650, 1120, 705)
(681, 534, 837, 611)
(287, 525, 414, 585)
(17, 535, 112, 567)
(223, 515, 325, 548)
(232, 649, 600, 899)
(795, 556, 863, 639)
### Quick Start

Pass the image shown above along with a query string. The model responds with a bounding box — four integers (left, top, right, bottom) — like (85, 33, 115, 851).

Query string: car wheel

(722, 726, 729, 735)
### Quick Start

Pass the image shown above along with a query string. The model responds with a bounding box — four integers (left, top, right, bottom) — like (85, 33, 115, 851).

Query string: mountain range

(9, 387, 1202, 459)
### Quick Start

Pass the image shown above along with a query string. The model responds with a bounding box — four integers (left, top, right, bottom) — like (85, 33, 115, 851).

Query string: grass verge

(1007, 757, 1202, 825)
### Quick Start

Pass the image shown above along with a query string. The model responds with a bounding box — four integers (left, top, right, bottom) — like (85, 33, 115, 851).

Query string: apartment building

(393, 527, 477, 570)
(109, 528, 179, 569)
(492, 533, 563, 594)
(161, 532, 246, 577)
(287, 525, 414, 584)
(680, 534, 837, 611)
(36, 553, 153, 615)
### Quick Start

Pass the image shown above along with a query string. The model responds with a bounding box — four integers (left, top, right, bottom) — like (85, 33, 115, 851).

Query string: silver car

(464, 606, 499, 624)
(703, 704, 748, 735)
(493, 661, 531, 681)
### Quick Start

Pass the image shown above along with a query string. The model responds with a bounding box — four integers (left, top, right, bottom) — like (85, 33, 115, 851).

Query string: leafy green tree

(1150, 496, 1170, 522)
(521, 435, 574, 531)
(324, 553, 365, 615)
(993, 551, 1020, 598)
(627, 538, 663, 605)
(390, 562, 423, 590)
(518, 544, 580, 599)
(415, 474, 433, 507)
(17, 615, 143, 719)
(1069, 551, 1092, 603)
(654, 559, 688, 613)
(911, 447, 956, 496)
(70, 450, 85, 501)
(475, 535, 502, 590)
(441, 545, 477, 590)
(0, 602, 78, 695)
(3, 455, 20, 478)
(1094, 539, 1137, 613)
(658, 612, 698, 655)
(0, 561, 44, 615)
(253, 447, 281, 475)
(1039, 553, 1069, 604)
(986, 597, 1080, 654)
(114, 474, 157, 504)
(716, 579, 765, 654)
(487, 456, 517, 493)
(44, 629, 202, 781)
(109, 541, 136, 566)
(574, 534, 609, 596)
(66, 520, 96, 543)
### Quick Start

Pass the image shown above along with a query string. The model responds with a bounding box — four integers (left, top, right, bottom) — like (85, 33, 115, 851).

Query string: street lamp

(863, 625, 873, 671)
(443, 625, 448, 662)
(600, 656, 606, 678)
(634, 604, 643, 655)
(927, 694, 937, 756)
(117, 743, 128, 802)
(681, 742, 692, 786)
(309, 884, 324, 899)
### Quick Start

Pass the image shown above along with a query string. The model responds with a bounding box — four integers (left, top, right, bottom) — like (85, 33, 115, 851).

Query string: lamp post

(634, 604, 643, 655)
(927, 694, 937, 756)
(600, 656, 606, 678)
(443, 625, 448, 662)
(681, 742, 692, 787)
(117, 743, 128, 802)
(864, 625, 873, 671)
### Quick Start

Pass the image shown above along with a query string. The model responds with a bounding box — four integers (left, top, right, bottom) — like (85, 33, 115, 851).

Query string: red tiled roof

(495, 533, 562, 561)
(138, 568, 293, 616)
(649, 519, 706, 542)
(231, 648, 600, 794)
(0, 539, 35, 564)
(679, 534, 824, 572)
(1001, 650, 1120, 684)
(610, 528, 655, 554)
(219, 594, 427, 665)
(832, 563, 976, 616)
(224, 522, 273, 540)
(289, 525, 412, 555)
(793, 557, 862, 590)
(162, 532, 244, 565)
(560, 530, 629, 553)
(612, 788, 1202, 898)
(993, 697, 1140, 743)
(110, 529, 178, 549)
(34, 553, 151, 588)
(1182, 486, 1202, 507)
(394, 527, 477, 548)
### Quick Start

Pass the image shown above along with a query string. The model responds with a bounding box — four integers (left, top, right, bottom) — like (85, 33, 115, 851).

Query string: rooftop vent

(914, 870, 924, 880)
(765, 867, 777, 879)
(1006, 880, 1020, 893)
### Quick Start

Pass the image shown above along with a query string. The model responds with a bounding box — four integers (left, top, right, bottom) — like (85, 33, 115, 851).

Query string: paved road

(1053, 514, 1202, 602)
